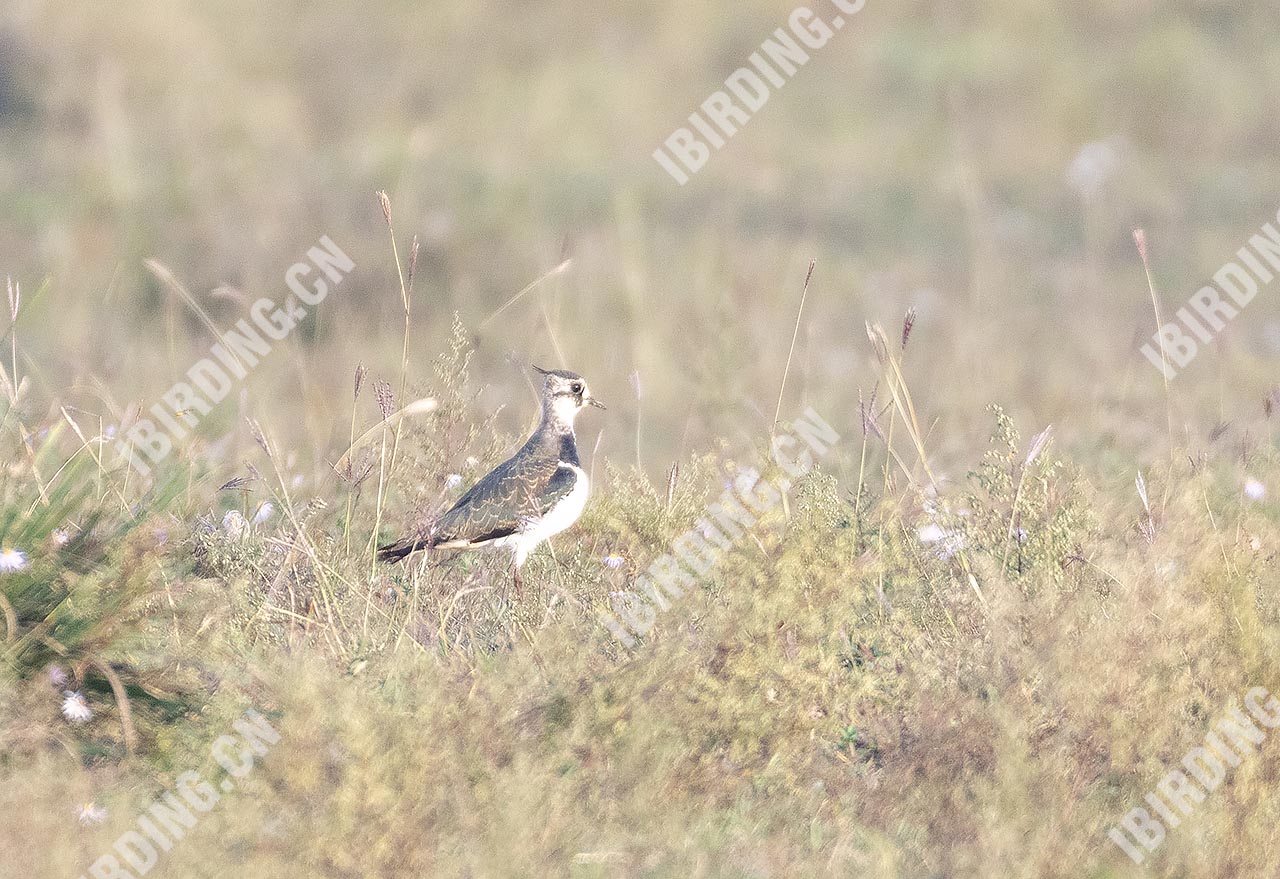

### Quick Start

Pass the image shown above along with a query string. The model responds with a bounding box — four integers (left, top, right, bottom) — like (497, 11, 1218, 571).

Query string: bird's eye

(570, 382, 583, 395)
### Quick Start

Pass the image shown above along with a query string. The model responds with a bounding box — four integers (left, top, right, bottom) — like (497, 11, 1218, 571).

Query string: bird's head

(534, 366, 605, 429)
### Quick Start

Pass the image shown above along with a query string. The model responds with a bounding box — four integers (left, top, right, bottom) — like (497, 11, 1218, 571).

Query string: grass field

(5, 1, 1280, 876)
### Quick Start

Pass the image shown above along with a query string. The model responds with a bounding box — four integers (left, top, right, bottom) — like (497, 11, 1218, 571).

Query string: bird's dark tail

(376, 536, 427, 563)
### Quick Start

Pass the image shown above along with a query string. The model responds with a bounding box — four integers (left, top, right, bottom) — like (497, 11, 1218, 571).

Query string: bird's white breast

(511, 464, 589, 566)
(535, 464, 590, 537)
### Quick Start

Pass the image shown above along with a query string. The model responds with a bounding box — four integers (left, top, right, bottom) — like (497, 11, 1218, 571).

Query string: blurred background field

(4, 0, 1280, 876)
(5, 0, 1280, 469)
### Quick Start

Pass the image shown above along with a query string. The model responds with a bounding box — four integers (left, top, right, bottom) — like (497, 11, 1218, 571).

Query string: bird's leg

(512, 563, 524, 596)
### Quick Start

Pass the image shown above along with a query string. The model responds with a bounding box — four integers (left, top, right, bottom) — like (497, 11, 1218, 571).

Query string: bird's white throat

(546, 395, 581, 430)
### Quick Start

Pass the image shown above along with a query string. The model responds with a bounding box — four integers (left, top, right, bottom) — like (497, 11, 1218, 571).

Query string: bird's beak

(587, 397, 607, 410)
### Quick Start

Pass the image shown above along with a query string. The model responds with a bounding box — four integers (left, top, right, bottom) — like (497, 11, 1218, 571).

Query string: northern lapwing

(377, 367, 605, 592)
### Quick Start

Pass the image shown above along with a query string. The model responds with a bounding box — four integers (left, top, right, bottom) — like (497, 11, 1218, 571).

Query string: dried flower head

(354, 364, 368, 401)
(222, 510, 249, 540)
(0, 547, 28, 572)
(1135, 470, 1156, 542)
(6, 276, 18, 321)
(77, 802, 108, 825)
(901, 307, 917, 350)
(1133, 229, 1149, 266)
(62, 691, 93, 723)
(218, 475, 255, 493)
(917, 523, 964, 560)
(1025, 426, 1053, 467)
(408, 236, 421, 291)
(246, 418, 271, 457)
(859, 386, 884, 441)
(373, 380, 395, 420)
(377, 190, 392, 223)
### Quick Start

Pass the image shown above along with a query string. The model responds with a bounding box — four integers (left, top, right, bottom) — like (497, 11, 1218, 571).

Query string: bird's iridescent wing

(433, 450, 560, 545)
